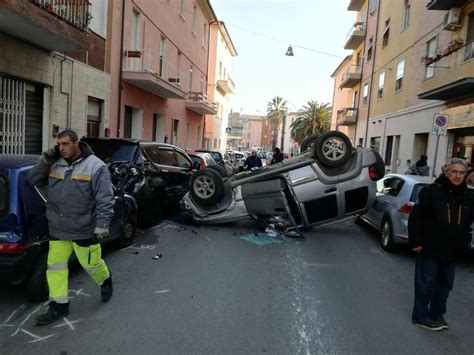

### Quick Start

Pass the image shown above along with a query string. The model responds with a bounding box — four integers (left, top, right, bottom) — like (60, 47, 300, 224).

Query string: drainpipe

(363, 0, 381, 148)
(116, 0, 126, 137)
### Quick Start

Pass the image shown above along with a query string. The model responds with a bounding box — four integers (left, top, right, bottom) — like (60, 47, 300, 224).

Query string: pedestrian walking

(408, 158, 472, 331)
(405, 155, 430, 176)
(243, 150, 262, 170)
(28, 130, 115, 326)
(271, 147, 284, 165)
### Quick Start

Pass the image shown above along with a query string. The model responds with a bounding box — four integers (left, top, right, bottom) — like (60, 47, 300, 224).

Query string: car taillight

(0, 242, 27, 254)
(369, 166, 378, 181)
(399, 203, 414, 214)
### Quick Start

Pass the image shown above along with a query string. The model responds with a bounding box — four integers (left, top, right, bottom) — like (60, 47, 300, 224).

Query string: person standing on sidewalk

(408, 158, 472, 331)
(29, 130, 115, 326)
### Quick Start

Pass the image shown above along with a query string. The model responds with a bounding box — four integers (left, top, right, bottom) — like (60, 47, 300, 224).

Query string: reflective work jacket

(29, 144, 114, 240)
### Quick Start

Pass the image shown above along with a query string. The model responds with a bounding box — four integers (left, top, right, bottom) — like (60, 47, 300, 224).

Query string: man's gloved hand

(42, 145, 60, 165)
(93, 227, 109, 244)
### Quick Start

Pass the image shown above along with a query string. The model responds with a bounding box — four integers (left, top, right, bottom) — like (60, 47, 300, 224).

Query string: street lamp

(285, 45, 294, 56)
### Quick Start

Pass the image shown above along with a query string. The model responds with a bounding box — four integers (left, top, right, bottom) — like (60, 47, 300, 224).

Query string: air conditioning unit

(442, 8, 462, 31)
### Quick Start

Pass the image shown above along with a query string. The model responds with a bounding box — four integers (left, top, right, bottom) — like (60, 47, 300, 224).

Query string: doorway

(412, 133, 428, 162)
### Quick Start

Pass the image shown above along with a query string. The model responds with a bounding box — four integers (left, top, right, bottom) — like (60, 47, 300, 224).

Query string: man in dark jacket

(243, 150, 262, 170)
(271, 147, 284, 165)
(408, 158, 472, 331)
(28, 130, 115, 326)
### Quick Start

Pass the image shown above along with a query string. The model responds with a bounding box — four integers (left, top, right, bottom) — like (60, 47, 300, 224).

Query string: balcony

(186, 92, 218, 115)
(418, 41, 474, 101)
(122, 49, 188, 100)
(216, 73, 235, 94)
(344, 22, 366, 50)
(0, 0, 90, 51)
(426, 0, 469, 10)
(337, 108, 358, 126)
(348, 0, 364, 11)
(339, 64, 362, 88)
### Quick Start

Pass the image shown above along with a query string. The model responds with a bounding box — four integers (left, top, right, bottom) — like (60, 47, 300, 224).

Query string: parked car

(188, 151, 217, 169)
(195, 149, 234, 176)
(181, 131, 385, 229)
(359, 174, 434, 252)
(0, 155, 137, 302)
(227, 150, 246, 173)
(82, 138, 199, 226)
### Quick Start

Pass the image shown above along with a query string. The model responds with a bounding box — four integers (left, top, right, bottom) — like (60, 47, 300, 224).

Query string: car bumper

(0, 246, 42, 285)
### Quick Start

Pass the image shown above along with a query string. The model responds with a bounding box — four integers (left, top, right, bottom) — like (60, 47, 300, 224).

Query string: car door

(368, 176, 405, 229)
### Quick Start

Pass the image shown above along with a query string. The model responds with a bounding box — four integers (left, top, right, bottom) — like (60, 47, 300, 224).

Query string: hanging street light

(285, 45, 294, 56)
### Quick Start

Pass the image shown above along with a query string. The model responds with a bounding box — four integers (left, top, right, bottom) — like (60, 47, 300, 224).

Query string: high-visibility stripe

(72, 175, 92, 182)
(49, 172, 64, 180)
(47, 263, 68, 271)
(49, 296, 69, 303)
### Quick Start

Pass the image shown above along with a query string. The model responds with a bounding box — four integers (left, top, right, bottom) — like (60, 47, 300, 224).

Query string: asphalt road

(1, 216, 474, 354)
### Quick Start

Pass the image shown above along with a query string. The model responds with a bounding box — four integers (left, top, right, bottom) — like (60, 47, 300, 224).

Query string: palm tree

(290, 101, 331, 144)
(266, 96, 288, 150)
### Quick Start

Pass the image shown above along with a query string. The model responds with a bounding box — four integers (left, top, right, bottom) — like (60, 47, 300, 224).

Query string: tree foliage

(266, 96, 288, 150)
(290, 101, 331, 144)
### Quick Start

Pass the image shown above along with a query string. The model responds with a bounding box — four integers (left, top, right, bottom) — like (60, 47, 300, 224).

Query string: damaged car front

(181, 131, 385, 229)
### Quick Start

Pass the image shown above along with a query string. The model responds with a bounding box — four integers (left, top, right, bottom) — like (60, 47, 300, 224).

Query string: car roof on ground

(0, 155, 40, 168)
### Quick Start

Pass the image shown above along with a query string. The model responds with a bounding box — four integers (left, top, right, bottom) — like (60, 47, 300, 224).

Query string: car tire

(300, 134, 320, 152)
(380, 218, 398, 252)
(24, 251, 48, 303)
(190, 168, 225, 206)
(118, 216, 137, 248)
(207, 165, 229, 178)
(314, 131, 353, 167)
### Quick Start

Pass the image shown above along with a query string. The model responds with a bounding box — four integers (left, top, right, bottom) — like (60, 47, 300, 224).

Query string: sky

(210, 0, 356, 115)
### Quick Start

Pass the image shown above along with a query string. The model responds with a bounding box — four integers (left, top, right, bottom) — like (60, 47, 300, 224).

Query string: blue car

(0, 155, 138, 302)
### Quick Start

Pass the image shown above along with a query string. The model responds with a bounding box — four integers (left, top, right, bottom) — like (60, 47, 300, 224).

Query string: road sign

(432, 114, 448, 135)
(225, 127, 232, 134)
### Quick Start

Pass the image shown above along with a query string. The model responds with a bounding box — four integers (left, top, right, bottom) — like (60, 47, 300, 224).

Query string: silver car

(181, 131, 385, 229)
(360, 174, 434, 252)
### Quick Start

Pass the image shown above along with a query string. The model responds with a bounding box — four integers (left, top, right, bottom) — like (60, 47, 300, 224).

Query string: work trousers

(412, 253, 455, 323)
(47, 240, 110, 303)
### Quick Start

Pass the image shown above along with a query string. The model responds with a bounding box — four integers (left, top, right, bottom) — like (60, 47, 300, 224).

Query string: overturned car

(181, 131, 385, 229)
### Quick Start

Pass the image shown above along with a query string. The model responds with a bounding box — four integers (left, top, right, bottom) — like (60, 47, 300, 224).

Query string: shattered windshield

(0, 174, 9, 221)
(86, 140, 139, 164)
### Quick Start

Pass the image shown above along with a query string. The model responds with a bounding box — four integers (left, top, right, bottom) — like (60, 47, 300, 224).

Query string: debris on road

(241, 233, 283, 245)
(152, 253, 162, 260)
(131, 251, 139, 255)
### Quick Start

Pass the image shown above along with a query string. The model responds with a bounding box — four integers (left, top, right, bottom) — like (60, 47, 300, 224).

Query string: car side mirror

(192, 161, 201, 170)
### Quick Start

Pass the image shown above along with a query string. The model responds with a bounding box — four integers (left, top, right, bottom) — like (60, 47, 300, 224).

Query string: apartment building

(0, 0, 110, 154)
(332, 0, 474, 174)
(108, 0, 218, 151)
(228, 111, 244, 149)
(240, 114, 265, 149)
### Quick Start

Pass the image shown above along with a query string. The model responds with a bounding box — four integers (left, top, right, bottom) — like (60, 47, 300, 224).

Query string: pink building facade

(108, 0, 218, 150)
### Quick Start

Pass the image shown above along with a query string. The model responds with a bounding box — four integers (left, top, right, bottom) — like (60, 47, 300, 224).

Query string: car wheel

(207, 165, 229, 178)
(190, 169, 224, 206)
(300, 134, 320, 152)
(314, 131, 353, 167)
(118, 216, 137, 248)
(24, 251, 48, 303)
(380, 219, 397, 252)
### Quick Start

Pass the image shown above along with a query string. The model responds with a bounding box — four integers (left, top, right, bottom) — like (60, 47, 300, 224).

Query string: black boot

(101, 272, 113, 302)
(34, 301, 69, 326)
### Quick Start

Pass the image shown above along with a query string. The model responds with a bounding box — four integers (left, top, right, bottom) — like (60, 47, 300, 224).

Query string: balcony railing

(31, 0, 91, 31)
(344, 22, 366, 50)
(340, 64, 362, 88)
(463, 41, 474, 63)
(337, 108, 358, 126)
(217, 73, 235, 94)
(122, 49, 188, 99)
(186, 92, 218, 115)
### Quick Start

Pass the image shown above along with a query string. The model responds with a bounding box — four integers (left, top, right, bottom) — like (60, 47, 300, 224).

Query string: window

(402, 1, 410, 30)
(367, 38, 373, 61)
(351, 90, 358, 108)
(377, 177, 405, 197)
(176, 151, 191, 168)
(464, 12, 474, 62)
(385, 136, 394, 165)
(172, 119, 179, 145)
(192, 5, 197, 33)
(369, 0, 377, 15)
(188, 65, 193, 92)
(358, 138, 364, 147)
(87, 97, 102, 137)
(363, 83, 369, 106)
(159, 37, 165, 77)
(370, 137, 381, 152)
(395, 59, 405, 91)
(0, 175, 8, 219)
(180, 0, 185, 18)
(425, 37, 437, 79)
(382, 19, 390, 47)
(213, 138, 217, 149)
(177, 52, 181, 84)
(131, 11, 140, 50)
(203, 23, 208, 47)
(378, 72, 385, 99)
